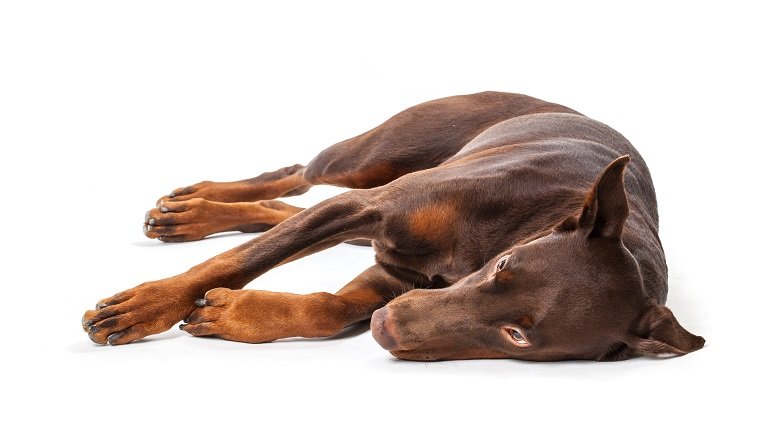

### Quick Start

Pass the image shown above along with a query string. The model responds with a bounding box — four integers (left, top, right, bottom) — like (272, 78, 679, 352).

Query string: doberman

(82, 91, 704, 361)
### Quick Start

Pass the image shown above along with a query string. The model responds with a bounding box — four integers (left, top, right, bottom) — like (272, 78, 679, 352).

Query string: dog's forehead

(503, 234, 642, 325)
(514, 232, 630, 274)
(509, 233, 588, 274)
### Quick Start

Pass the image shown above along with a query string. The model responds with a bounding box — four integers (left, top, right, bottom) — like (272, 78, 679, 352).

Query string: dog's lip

(370, 307, 399, 351)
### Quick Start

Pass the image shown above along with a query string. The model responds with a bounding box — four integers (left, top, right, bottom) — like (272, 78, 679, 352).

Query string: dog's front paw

(181, 288, 304, 343)
(82, 278, 198, 345)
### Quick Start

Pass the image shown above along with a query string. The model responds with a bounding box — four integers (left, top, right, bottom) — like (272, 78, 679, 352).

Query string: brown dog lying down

(82, 91, 704, 361)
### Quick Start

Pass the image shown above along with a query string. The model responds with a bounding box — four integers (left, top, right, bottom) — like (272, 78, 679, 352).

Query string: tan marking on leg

(317, 162, 403, 189)
(255, 168, 312, 198)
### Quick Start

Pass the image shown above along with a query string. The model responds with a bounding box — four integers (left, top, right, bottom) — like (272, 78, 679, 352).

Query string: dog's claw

(144, 211, 151, 222)
(82, 318, 93, 328)
(159, 206, 168, 213)
(169, 191, 176, 198)
(195, 298, 207, 307)
(179, 323, 187, 331)
(107, 333, 121, 344)
(96, 302, 108, 310)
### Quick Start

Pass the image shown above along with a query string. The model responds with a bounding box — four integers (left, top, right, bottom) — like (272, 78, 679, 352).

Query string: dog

(82, 91, 704, 361)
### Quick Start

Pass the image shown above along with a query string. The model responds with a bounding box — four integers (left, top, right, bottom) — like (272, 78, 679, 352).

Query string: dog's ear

(598, 299, 705, 361)
(578, 155, 631, 240)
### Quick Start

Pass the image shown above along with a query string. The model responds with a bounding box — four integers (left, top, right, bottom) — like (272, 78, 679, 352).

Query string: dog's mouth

(370, 307, 457, 361)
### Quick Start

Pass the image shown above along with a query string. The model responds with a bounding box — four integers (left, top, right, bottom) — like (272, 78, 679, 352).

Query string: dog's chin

(389, 346, 518, 361)
(387, 349, 442, 362)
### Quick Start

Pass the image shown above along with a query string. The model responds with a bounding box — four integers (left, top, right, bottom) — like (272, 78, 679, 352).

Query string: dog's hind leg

(181, 264, 416, 342)
(302, 91, 579, 189)
(155, 92, 575, 203)
(143, 92, 576, 242)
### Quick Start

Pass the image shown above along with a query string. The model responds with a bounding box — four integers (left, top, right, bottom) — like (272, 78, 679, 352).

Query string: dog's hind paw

(143, 198, 222, 242)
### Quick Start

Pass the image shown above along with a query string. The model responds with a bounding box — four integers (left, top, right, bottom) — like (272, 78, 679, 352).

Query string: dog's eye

(507, 328, 529, 346)
(496, 255, 510, 271)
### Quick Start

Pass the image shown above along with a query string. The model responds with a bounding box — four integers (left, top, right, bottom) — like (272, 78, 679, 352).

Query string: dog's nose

(371, 306, 399, 351)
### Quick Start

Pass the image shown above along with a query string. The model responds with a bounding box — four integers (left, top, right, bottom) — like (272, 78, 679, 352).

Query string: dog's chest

(371, 236, 481, 286)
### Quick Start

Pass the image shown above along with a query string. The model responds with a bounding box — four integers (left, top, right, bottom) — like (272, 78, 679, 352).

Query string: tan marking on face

(516, 315, 534, 328)
(495, 269, 513, 283)
(407, 200, 459, 242)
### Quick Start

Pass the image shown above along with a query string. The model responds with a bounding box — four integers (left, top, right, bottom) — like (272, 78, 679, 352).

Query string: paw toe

(95, 291, 131, 310)
(170, 185, 195, 198)
(88, 329, 107, 345)
(158, 234, 193, 243)
(107, 332, 122, 344)
(204, 287, 232, 305)
(84, 304, 133, 344)
(82, 310, 97, 330)
(181, 322, 221, 337)
(149, 225, 178, 237)
(106, 323, 151, 345)
(185, 305, 222, 324)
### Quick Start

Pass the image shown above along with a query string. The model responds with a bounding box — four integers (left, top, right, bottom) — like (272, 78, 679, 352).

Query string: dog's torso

(370, 112, 667, 302)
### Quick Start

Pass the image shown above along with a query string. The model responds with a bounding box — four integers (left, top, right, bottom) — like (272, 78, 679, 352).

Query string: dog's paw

(180, 288, 293, 343)
(157, 180, 236, 204)
(82, 278, 197, 345)
(143, 198, 223, 242)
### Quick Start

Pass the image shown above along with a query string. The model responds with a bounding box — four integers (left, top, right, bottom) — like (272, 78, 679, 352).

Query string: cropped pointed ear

(578, 155, 631, 239)
(599, 299, 705, 361)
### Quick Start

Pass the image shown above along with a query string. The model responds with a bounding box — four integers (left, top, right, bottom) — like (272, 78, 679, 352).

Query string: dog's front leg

(82, 190, 381, 345)
(180, 264, 413, 342)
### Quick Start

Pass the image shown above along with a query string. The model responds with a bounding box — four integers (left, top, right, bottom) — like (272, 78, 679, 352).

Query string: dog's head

(371, 155, 705, 361)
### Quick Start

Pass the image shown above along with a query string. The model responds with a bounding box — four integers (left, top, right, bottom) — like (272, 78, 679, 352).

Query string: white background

(1, 1, 757, 428)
